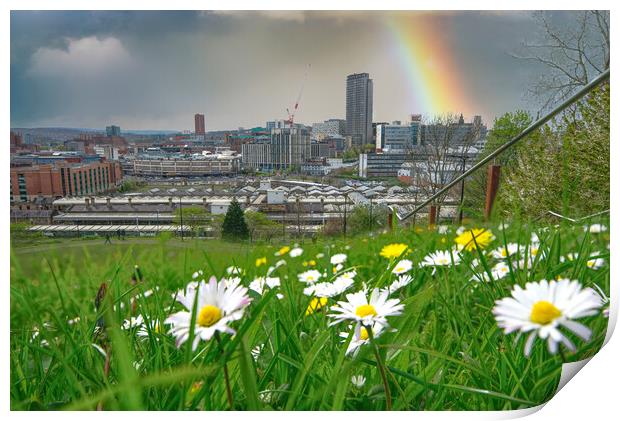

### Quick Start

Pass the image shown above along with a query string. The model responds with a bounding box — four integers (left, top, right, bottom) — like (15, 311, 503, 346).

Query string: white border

(3, 1, 617, 419)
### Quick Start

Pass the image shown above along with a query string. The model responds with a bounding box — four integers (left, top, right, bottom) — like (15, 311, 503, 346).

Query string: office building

(311, 119, 346, 140)
(358, 153, 408, 178)
(270, 126, 311, 170)
(10, 161, 122, 202)
(129, 154, 241, 177)
(106, 125, 121, 137)
(346, 73, 373, 148)
(194, 113, 206, 135)
(242, 142, 273, 171)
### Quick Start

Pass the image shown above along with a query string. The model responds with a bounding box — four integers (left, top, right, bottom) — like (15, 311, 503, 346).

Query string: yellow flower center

(355, 304, 378, 318)
(587, 260, 595, 268)
(197, 305, 222, 327)
(530, 301, 561, 325)
(359, 327, 370, 341)
(501, 249, 507, 257)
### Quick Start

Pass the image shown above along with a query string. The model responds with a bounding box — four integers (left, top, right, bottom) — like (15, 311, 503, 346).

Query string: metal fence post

(484, 165, 501, 220)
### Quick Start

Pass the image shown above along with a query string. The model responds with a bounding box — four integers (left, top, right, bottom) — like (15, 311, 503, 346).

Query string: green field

(10, 220, 610, 410)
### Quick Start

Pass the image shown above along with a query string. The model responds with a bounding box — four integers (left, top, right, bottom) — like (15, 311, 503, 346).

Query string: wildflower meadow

(10, 220, 610, 410)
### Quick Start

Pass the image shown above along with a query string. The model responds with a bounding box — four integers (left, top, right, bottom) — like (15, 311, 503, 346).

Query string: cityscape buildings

(10, 160, 122, 202)
(346, 73, 373, 148)
(311, 119, 346, 140)
(105, 125, 121, 137)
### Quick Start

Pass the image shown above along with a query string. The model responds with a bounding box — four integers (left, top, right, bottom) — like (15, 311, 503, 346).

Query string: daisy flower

(586, 254, 605, 270)
(165, 277, 252, 350)
(491, 261, 511, 279)
(584, 224, 607, 233)
(328, 289, 404, 328)
(226, 266, 243, 276)
(249, 276, 281, 295)
(137, 319, 164, 338)
(382, 274, 414, 294)
(192, 270, 204, 279)
(351, 375, 367, 388)
(330, 253, 348, 265)
(455, 228, 495, 251)
(420, 250, 461, 267)
(379, 243, 409, 259)
(490, 243, 520, 259)
(122, 315, 144, 330)
(298, 269, 322, 284)
(303, 273, 355, 298)
(493, 279, 603, 356)
(592, 284, 610, 318)
(437, 225, 449, 234)
(332, 263, 344, 274)
(392, 259, 413, 275)
(339, 323, 386, 356)
(316, 253, 325, 259)
(289, 247, 303, 257)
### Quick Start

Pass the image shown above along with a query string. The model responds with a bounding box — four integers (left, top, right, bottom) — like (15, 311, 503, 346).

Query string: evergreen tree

(221, 198, 249, 240)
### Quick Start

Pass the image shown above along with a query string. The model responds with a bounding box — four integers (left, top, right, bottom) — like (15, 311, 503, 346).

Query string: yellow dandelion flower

(276, 246, 291, 256)
(308, 260, 316, 267)
(455, 228, 495, 252)
(380, 243, 409, 259)
(255, 257, 267, 267)
(305, 297, 328, 316)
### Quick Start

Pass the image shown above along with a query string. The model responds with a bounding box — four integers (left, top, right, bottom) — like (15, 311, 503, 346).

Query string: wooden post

(429, 205, 437, 226)
(387, 211, 393, 230)
(485, 165, 501, 220)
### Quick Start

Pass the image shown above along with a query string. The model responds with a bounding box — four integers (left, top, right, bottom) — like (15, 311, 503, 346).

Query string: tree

(462, 111, 534, 217)
(245, 210, 282, 242)
(499, 85, 609, 220)
(173, 206, 209, 237)
(512, 11, 609, 111)
(411, 114, 484, 214)
(221, 198, 249, 240)
(348, 203, 388, 235)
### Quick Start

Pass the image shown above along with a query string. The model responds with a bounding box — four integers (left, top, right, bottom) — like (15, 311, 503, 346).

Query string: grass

(10, 218, 610, 410)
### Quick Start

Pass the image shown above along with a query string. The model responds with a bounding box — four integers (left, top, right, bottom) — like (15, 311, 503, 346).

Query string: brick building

(10, 161, 122, 202)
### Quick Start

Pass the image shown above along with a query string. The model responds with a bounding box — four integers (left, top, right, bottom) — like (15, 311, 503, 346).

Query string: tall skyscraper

(194, 113, 206, 135)
(346, 73, 373, 148)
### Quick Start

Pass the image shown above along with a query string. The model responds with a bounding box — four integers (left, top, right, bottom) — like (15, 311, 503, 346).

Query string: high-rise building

(270, 127, 311, 170)
(346, 73, 373, 148)
(194, 113, 206, 135)
(106, 125, 121, 137)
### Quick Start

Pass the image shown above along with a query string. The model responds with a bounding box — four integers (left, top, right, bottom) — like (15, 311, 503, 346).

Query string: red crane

(285, 64, 311, 128)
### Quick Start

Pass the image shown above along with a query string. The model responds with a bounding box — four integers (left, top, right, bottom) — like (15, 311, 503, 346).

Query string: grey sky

(11, 10, 578, 131)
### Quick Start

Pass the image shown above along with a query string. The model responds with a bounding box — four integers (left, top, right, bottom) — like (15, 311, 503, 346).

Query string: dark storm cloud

(9, 10, 583, 131)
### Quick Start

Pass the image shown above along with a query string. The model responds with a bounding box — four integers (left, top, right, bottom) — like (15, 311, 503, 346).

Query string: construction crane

(285, 64, 311, 128)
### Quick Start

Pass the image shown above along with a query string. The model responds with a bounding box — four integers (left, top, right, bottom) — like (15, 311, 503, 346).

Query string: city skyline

(11, 10, 582, 131)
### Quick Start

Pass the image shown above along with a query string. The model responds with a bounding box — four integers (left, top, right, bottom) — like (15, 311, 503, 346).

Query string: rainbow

(384, 14, 473, 119)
